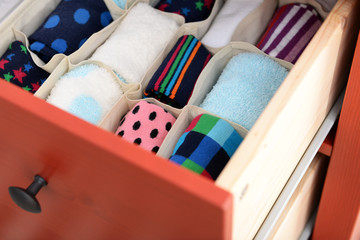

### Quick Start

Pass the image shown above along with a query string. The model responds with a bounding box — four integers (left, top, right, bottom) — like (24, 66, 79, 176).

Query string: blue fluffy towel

(200, 53, 289, 130)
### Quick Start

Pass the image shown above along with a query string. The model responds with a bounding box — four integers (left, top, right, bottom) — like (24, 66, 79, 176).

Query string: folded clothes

(144, 35, 212, 108)
(202, 0, 263, 48)
(170, 114, 243, 181)
(29, 0, 112, 63)
(91, 3, 180, 84)
(115, 100, 176, 153)
(200, 52, 289, 130)
(0, 41, 49, 93)
(46, 64, 123, 125)
(257, 3, 322, 64)
(155, 0, 215, 23)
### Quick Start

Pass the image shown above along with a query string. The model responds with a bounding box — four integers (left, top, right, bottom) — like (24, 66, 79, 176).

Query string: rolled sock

(29, 0, 113, 63)
(155, 0, 215, 23)
(91, 3, 180, 84)
(113, 0, 126, 9)
(202, 0, 263, 48)
(200, 52, 289, 130)
(169, 114, 243, 181)
(0, 41, 49, 94)
(115, 100, 176, 153)
(144, 35, 212, 108)
(256, 3, 322, 64)
(46, 64, 123, 125)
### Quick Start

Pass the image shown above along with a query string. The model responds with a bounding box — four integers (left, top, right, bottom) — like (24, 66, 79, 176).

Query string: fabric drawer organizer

(0, 0, 358, 239)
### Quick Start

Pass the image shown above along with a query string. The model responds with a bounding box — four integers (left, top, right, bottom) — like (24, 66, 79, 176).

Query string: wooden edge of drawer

(215, 0, 360, 239)
(0, 81, 233, 239)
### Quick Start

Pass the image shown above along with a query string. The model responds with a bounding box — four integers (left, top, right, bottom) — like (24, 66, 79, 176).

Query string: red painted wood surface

(0, 81, 232, 239)
(312, 31, 360, 240)
(318, 122, 337, 157)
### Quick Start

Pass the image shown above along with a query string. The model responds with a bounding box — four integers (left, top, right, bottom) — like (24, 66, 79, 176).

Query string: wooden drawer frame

(0, 0, 359, 239)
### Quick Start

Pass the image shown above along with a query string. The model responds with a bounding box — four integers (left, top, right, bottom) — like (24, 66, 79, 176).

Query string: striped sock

(144, 35, 212, 108)
(257, 3, 323, 64)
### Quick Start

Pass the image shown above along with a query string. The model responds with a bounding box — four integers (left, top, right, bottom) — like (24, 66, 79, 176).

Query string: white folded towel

(91, 3, 180, 84)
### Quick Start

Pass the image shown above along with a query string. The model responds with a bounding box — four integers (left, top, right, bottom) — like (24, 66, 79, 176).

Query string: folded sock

(115, 100, 176, 153)
(200, 52, 289, 130)
(29, 0, 113, 63)
(91, 3, 180, 84)
(144, 35, 212, 108)
(201, 0, 263, 48)
(170, 114, 243, 180)
(0, 41, 49, 93)
(155, 0, 215, 23)
(46, 64, 123, 125)
(256, 3, 322, 64)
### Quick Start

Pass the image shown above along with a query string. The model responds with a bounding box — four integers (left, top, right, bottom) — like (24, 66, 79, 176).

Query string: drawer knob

(8, 175, 47, 213)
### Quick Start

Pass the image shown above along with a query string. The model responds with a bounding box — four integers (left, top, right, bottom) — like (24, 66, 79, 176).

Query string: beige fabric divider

(69, 0, 184, 77)
(99, 93, 181, 136)
(34, 58, 138, 129)
(138, 23, 217, 98)
(230, 0, 277, 47)
(182, 0, 224, 40)
(187, 41, 294, 108)
(5, 0, 62, 72)
(224, 0, 331, 53)
(7, 0, 178, 72)
(157, 105, 248, 159)
(90, 0, 221, 88)
(148, 0, 160, 6)
(104, 0, 137, 19)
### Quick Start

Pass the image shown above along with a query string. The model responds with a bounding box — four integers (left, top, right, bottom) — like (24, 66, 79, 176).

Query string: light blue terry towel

(200, 52, 289, 130)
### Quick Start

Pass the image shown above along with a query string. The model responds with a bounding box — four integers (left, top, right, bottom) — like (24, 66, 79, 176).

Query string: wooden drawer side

(215, 0, 360, 239)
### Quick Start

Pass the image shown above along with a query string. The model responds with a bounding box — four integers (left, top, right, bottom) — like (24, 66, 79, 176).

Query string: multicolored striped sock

(257, 3, 323, 64)
(169, 114, 243, 181)
(144, 35, 212, 108)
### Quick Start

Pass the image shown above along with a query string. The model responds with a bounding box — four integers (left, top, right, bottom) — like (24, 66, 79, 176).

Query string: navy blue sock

(155, 0, 215, 23)
(0, 41, 49, 93)
(28, 0, 112, 62)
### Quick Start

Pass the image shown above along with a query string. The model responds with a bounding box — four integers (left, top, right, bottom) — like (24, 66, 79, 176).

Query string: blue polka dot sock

(28, 0, 113, 63)
(0, 41, 49, 94)
(155, 0, 215, 23)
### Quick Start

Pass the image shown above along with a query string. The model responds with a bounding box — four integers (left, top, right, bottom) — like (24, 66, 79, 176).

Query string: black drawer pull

(8, 175, 47, 213)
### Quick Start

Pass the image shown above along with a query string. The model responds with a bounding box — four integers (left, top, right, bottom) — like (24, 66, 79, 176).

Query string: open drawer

(0, 0, 359, 239)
